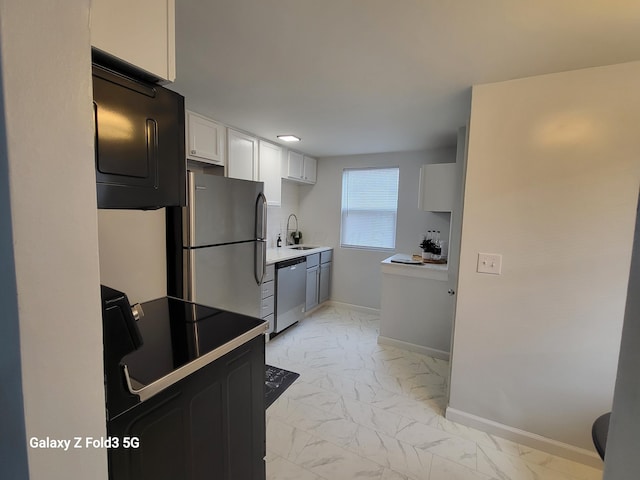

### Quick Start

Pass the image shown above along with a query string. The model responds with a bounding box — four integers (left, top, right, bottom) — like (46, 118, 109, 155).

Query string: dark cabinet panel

(190, 383, 225, 479)
(108, 336, 265, 480)
(306, 266, 319, 311)
(93, 64, 186, 209)
(319, 262, 331, 304)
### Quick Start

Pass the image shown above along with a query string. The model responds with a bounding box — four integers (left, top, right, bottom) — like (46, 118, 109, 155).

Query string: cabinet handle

(191, 150, 197, 155)
(448, 289, 456, 296)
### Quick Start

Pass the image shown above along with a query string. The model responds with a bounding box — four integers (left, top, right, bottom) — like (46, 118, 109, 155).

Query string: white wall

(267, 180, 300, 247)
(98, 209, 168, 304)
(448, 61, 640, 460)
(0, 1, 108, 478)
(299, 148, 456, 309)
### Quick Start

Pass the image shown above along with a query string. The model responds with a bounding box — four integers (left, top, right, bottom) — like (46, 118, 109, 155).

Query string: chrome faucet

(285, 214, 298, 245)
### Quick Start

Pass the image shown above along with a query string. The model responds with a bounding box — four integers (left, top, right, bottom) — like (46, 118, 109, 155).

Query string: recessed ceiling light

(277, 135, 301, 142)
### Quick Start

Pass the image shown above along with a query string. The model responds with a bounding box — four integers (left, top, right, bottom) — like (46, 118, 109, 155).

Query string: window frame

(339, 166, 400, 252)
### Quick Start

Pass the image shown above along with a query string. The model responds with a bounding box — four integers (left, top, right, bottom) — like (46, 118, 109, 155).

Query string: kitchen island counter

(381, 254, 448, 281)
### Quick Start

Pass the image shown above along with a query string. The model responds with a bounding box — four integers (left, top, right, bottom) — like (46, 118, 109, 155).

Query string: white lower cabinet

(261, 265, 275, 335)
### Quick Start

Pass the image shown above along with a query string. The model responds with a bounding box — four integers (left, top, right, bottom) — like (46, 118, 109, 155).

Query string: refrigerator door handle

(184, 171, 197, 247)
(183, 248, 196, 302)
(255, 192, 267, 241)
(255, 240, 266, 285)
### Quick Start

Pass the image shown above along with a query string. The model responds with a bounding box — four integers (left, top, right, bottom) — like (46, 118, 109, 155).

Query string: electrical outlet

(477, 253, 502, 275)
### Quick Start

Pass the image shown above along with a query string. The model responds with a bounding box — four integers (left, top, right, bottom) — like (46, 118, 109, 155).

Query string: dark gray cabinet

(304, 251, 332, 310)
(305, 254, 320, 311)
(107, 336, 265, 480)
(319, 250, 332, 304)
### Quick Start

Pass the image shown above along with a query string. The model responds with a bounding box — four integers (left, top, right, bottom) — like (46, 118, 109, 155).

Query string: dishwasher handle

(276, 256, 307, 269)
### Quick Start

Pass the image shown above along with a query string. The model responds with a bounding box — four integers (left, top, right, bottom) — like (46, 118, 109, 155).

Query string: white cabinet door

(286, 151, 304, 180)
(419, 163, 456, 212)
(285, 151, 316, 184)
(90, 0, 176, 83)
(227, 129, 258, 181)
(258, 141, 282, 206)
(186, 111, 225, 165)
(303, 156, 317, 184)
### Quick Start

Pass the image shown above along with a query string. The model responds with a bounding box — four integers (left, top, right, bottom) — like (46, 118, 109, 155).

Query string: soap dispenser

(276, 234, 282, 247)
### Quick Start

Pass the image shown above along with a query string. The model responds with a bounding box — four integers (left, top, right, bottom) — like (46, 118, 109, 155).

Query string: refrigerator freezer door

(185, 172, 264, 247)
(185, 241, 262, 318)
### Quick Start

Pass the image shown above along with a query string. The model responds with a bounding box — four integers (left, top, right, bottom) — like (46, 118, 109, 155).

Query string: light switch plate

(477, 253, 502, 275)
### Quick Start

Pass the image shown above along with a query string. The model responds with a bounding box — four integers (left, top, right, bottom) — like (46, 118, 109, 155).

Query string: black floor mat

(265, 365, 300, 409)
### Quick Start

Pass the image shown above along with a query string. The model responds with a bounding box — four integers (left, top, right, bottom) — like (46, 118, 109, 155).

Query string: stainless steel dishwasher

(275, 256, 307, 333)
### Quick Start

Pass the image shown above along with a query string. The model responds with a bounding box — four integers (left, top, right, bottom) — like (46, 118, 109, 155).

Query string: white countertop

(381, 254, 449, 281)
(266, 245, 332, 265)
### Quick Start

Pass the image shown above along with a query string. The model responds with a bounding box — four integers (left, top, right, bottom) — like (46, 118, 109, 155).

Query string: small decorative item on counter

(432, 230, 442, 260)
(419, 229, 447, 264)
(420, 231, 433, 261)
(276, 234, 282, 247)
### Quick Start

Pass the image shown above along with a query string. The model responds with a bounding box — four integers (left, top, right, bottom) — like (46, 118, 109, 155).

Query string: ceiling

(169, 0, 640, 157)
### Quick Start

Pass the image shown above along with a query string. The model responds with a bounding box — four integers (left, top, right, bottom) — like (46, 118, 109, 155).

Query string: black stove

(101, 286, 268, 480)
(101, 287, 266, 420)
(123, 297, 264, 385)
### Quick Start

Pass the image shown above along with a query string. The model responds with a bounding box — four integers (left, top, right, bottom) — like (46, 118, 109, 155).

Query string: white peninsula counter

(379, 254, 454, 360)
(380, 254, 449, 281)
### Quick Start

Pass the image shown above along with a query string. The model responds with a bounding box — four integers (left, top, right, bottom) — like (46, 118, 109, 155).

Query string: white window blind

(340, 167, 399, 250)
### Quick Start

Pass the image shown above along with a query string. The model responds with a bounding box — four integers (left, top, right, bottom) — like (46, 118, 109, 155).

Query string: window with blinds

(340, 167, 399, 250)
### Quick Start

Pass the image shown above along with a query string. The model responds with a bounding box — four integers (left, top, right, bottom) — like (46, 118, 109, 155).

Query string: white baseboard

(377, 335, 450, 361)
(326, 300, 380, 316)
(445, 407, 603, 469)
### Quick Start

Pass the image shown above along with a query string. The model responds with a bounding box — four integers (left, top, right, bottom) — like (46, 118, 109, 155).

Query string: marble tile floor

(265, 305, 603, 480)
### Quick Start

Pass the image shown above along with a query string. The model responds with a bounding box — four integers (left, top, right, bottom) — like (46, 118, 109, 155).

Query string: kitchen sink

(289, 246, 317, 250)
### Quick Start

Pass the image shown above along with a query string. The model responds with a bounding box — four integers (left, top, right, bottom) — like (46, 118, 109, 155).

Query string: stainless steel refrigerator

(167, 172, 267, 318)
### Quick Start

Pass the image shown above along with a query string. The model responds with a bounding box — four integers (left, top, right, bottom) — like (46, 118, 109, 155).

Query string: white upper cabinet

(419, 163, 457, 212)
(285, 151, 317, 184)
(287, 151, 304, 179)
(258, 141, 282, 206)
(303, 156, 317, 183)
(227, 129, 258, 181)
(227, 134, 281, 205)
(90, 0, 176, 83)
(186, 111, 225, 166)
